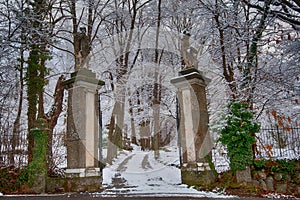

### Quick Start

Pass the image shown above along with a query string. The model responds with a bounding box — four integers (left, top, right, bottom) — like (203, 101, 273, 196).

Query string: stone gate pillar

(171, 68, 216, 187)
(63, 68, 104, 180)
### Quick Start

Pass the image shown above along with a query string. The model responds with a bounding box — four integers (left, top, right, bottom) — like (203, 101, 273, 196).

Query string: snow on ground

(98, 145, 234, 198)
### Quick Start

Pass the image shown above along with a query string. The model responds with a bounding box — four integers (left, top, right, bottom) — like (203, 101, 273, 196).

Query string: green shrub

(219, 101, 260, 174)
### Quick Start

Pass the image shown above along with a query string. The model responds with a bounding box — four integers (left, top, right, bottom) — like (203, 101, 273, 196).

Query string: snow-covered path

(99, 146, 232, 198)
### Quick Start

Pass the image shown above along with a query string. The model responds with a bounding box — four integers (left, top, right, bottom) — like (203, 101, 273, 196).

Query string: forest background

(0, 0, 299, 173)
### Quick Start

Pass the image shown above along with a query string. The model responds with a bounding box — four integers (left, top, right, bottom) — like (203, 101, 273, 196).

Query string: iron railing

(0, 131, 66, 169)
(255, 126, 300, 159)
(1, 126, 299, 172)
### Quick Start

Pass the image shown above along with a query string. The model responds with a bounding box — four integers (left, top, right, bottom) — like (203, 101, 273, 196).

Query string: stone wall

(252, 170, 300, 196)
(251, 160, 300, 196)
(46, 176, 102, 193)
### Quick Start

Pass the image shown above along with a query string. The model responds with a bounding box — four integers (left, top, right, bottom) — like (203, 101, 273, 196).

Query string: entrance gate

(62, 66, 215, 192)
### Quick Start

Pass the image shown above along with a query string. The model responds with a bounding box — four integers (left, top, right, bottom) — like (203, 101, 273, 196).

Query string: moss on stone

(27, 119, 49, 193)
(181, 169, 216, 187)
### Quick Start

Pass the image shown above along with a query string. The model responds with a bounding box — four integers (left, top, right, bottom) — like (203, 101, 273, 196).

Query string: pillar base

(181, 163, 216, 187)
(47, 168, 102, 193)
(46, 175, 102, 193)
(65, 168, 101, 178)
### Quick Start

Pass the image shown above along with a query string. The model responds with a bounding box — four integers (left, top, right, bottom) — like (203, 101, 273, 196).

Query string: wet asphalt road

(0, 193, 273, 200)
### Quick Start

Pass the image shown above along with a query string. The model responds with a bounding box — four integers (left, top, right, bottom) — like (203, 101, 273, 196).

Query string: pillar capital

(171, 68, 210, 90)
(63, 68, 105, 90)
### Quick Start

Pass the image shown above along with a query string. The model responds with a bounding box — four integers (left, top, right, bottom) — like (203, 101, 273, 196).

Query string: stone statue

(77, 27, 90, 69)
(181, 30, 198, 69)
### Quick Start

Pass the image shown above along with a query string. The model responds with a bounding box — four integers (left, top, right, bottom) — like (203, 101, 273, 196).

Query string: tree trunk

(44, 75, 65, 175)
(26, 0, 50, 165)
(10, 46, 25, 166)
(27, 48, 39, 164)
(214, 13, 236, 98)
(152, 0, 162, 159)
(113, 99, 125, 149)
(106, 114, 115, 164)
(128, 94, 137, 144)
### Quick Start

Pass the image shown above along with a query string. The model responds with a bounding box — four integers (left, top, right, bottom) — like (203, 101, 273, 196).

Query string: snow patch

(100, 147, 235, 198)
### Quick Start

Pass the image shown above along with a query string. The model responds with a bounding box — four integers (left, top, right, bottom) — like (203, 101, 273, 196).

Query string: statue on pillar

(181, 30, 198, 69)
(76, 27, 90, 69)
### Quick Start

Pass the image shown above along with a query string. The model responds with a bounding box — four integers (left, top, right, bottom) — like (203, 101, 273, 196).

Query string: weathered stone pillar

(171, 68, 216, 187)
(28, 118, 49, 193)
(63, 68, 104, 179)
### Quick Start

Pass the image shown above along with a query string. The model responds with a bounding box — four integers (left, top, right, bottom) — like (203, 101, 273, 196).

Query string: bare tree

(0, 0, 29, 166)
(242, 0, 300, 30)
(104, 0, 153, 164)
(0, 0, 67, 170)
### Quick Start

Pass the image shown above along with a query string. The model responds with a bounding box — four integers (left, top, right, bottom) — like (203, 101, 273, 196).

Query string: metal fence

(255, 126, 300, 159)
(0, 132, 28, 167)
(212, 126, 300, 173)
(0, 131, 66, 169)
(1, 126, 299, 171)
